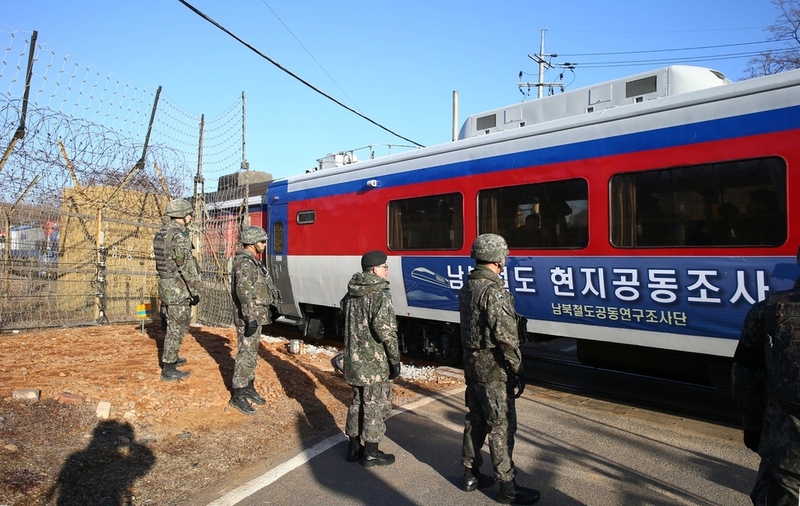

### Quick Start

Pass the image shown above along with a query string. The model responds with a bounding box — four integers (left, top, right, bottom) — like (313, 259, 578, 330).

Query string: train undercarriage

(295, 303, 733, 389)
(296, 305, 462, 366)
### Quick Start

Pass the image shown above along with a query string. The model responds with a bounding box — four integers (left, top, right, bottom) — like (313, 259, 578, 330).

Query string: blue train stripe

(283, 105, 800, 202)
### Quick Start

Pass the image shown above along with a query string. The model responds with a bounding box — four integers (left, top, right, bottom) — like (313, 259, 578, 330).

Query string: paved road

(197, 380, 758, 505)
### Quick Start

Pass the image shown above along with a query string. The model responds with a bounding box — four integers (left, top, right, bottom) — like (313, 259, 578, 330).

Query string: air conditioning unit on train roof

(457, 65, 731, 140)
(316, 151, 358, 171)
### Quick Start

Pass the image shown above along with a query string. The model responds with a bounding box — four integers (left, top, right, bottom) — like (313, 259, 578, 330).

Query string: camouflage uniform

(231, 247, 277, 389)
(153, 219, 200, 364)
(340, 271, 400, 444)
(733, 276, 800, 505)
(460, 262, 524, 484)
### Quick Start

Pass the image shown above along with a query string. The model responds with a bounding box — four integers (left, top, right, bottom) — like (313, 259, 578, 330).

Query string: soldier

(152, 199, 201, 381)
(460, 234, 539, 505)
(340, 250, 401, 467)
(229, 226, 278, 415)
(732, 246, 800, 505)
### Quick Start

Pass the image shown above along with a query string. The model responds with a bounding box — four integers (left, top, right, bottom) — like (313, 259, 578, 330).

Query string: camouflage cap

(165, 199, 193, 218)
(470, 234, 509, 263)
(241, 226, 268, 245)
(361, 250, 387, 268)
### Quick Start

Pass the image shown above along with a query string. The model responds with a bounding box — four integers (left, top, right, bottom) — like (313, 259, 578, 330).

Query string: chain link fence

(1, 28, 261, 331)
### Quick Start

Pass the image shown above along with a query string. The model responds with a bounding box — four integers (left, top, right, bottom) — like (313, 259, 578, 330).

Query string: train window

(388, 193, 463, 250)
(272, 221, 284, 253)
(296, 211, 315, 225)
(479, 179, 588, 249)
(610, 157, 787, 247)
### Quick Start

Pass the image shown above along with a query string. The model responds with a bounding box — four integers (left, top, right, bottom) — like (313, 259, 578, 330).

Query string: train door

(268, 201, 301, 320)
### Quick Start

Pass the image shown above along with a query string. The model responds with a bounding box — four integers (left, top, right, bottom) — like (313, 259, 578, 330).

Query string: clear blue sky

(1, 0, 784, 182)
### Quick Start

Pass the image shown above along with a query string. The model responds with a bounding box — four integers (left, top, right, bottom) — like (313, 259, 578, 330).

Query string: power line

(519, 29, 790, 97)
(551, 26, 770, 35)
(565, 48, 796, 69)
(530, 31, 793, 76)
(558, 39, 782, 57)
(257, 0, 362, 114)
(177, 0, 424, 148)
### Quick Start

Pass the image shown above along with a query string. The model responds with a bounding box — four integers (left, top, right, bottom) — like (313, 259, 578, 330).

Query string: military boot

(243, 379, 266, 405)
(229, 389, 255, 415)
(160, 357, 186, 368)
(461, 466, 495, 492)
(346, 436, 362, 462)
(359, 441, 395, 467)
(160, 362, 190, 381)
(496, 480, 540, 505)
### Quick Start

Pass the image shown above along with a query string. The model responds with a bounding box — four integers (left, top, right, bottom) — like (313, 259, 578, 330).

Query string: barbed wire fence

(0, 28, 256, 331)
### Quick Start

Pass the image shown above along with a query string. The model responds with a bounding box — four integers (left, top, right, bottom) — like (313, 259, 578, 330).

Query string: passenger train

(244, 65, 799, 387)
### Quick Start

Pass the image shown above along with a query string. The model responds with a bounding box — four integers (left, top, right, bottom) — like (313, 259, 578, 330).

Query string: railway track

(266, 322, 741, 427)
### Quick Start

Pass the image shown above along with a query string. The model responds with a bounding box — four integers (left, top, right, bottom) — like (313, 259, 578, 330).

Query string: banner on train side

(401, 256, 800, 340)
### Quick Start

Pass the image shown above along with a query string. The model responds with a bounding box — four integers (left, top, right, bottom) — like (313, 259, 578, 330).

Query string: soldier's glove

(743, 429, 761, 453)
(513, 373, 526, 399)
(389, 362, 401, 380)
(245, 320, 260, 337)
(190, 295, 200, 306)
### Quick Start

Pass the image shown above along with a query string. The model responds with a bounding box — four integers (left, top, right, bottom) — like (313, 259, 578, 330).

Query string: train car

(264, 65, 800, 386)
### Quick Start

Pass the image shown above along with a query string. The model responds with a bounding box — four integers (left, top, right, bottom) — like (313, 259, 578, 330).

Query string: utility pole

(518, 29, 563, 99)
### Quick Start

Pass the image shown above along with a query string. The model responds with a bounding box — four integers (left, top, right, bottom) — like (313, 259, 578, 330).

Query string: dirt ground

(0, 323, 463, 505)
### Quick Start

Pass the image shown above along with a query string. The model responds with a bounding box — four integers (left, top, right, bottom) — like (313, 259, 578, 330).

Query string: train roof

(275, 65, 800, 189)
(458, 65, 731, 139)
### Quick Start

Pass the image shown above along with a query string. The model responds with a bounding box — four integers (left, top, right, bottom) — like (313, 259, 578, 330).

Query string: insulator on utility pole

(517, 28, 562, 99)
